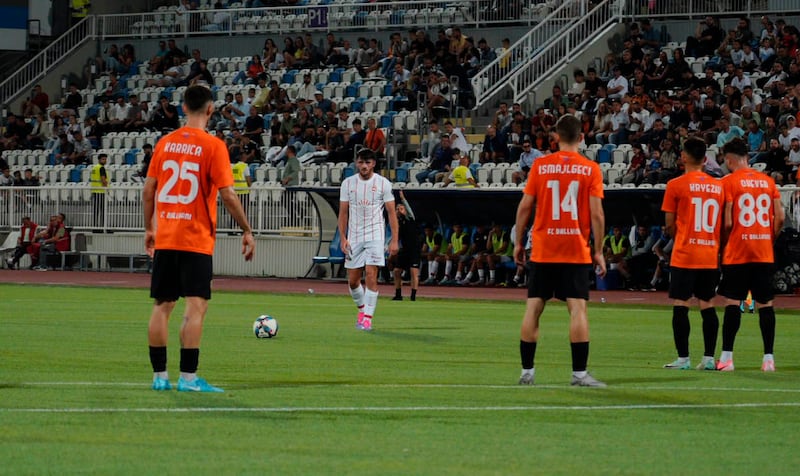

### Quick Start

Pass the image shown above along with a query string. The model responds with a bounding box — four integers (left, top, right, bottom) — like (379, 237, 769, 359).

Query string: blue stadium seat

(311, 229, 346, 278)
(596, 149, 611, 163)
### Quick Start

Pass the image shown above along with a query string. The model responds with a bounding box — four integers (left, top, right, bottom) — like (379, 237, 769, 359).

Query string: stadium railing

(621, 0, 800, 18)
(0, 184, 319, 237)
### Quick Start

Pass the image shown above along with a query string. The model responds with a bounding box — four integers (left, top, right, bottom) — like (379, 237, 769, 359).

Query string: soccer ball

(253, 315, 279, 339)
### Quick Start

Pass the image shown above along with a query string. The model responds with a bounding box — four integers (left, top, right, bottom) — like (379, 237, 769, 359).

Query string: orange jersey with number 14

(147, 126, 234, 255)
(523, 151, 604, 264)
(661, 171, 723, 269)
(721, 168, 780, 264)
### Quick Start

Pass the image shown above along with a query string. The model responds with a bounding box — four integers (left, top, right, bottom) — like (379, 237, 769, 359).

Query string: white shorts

(345, 240, 385, 269)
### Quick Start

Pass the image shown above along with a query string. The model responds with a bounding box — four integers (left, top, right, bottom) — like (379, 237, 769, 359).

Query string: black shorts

(668, 267, 719, 302)
(395, 248, 421, 270)
(718, 263, 775, 303)
(527, 262, 591, 301)
(150, 250, 213, 301)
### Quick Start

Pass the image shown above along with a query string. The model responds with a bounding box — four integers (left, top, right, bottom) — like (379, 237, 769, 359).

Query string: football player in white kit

(338, 149, 399, 331)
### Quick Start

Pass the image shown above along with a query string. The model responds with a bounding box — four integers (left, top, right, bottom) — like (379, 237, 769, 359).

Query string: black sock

(149, 346, 167, 373)
(394, 288, 401, 298)
(571, 341, 589, 372)
(520, 340, 537, 369)
(410, 288, 416, 301)
(721, 305, 741, 352)
(759, 306, 776, 355)
(700, 307, 719, 357)
(672, 306, 690, 358)
(179, 348, 200, 374)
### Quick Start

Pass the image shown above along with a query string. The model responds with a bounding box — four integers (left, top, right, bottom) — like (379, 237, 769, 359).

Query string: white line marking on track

(4, 402, 800, 413)
(7, 382, 800, 393)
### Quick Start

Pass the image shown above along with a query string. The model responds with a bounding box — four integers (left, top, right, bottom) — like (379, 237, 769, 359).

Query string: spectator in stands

(419, 119, 440, 160)
(221, 92, 250, 130)
(619, 143, 646, 185)
(363, 117, 386, 159)
(505, 121, 528, 164)
(511, 139, 542, 185)
(53, 134, 74, 165)
(146, 55, 186, 87)
(21, 84, 49, 118)
(626, 99, 650, 145)
(242, 106, 263, 146)
(687, 16, 724, 57)
(716, 117, 745, 147)
(68, 130, 93, 165)
(281, 146, 300, 186)
(606, 66, 629, 100)
(187, 60, 214, 87)
(83, 115, 102, 149)
(150, 96, 179, 131)
(788, 137, 800, 183)
(416, 135, 453, 183)
(425, 71, 450, 116)
(62, 83, 83, 116)
(239, 132, 262, 165)
(391, 62, 411, 96)
(329, 118, 365, 164)
(0, 167, 12, 186)
(587, 101, 612, 145)
(26, 113, 49, 149)
(444, 120, 469, 152)
(21, 168, 40, 186)
(648, 227, 672, 291)
(443, 150, 477, 188)
(149, 40, 169, 74)
(480, 125, 508, 164)
(138, 144, 153, 179)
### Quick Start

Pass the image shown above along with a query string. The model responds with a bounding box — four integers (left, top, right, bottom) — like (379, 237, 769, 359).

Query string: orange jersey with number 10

(523, 151, 604, 264)
(721, 168, 780, 264)
(147, 126, 234, 255)
(661, 171, 723, 269)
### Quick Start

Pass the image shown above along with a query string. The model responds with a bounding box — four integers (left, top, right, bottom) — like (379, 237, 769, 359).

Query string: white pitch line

(7, 382, 800, 394)
(4, 402, 800, 414)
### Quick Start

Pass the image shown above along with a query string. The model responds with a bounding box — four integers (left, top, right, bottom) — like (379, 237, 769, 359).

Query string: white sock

(464, 271, 473, 280)
(154, 371, 168, 380)
(573, 370, 587, 378)
(444, 260, 452, 278)
(455, 272, 462, 280)
(349, 284, 365, 309)
(521, 368, 534, 377)
(180, 372, 196, 382)
(720, 351, 733, 362)
(489, 269, 496, 280)
(429, 261, 438, 278)
(363, 289, 379, 317)
(763, 353, 774, 362)
(676, 357, 689, 364)
(478, 269, 485, 280)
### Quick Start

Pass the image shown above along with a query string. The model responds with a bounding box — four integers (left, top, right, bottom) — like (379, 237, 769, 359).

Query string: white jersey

(340, 173, 394, 245)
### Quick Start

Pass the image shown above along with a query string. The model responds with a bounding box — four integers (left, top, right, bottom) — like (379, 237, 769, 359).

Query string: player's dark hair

(555, 114, 582, 144)
(357, 148, 376, 162)
(683, 138, 707, 164)
(721, 137, 748, 158)
(183, 85, 213, 113)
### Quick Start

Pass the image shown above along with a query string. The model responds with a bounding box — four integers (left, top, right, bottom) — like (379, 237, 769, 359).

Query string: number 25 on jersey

(158, 160, 200, 205)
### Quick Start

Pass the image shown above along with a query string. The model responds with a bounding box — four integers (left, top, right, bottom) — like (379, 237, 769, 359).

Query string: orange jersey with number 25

(147, 127, 234, 255)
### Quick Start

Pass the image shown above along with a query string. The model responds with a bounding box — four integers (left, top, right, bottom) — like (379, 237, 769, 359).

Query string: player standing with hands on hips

(514, 114, 607, 387)
(143, 85, 255, 393)
(661, 137, 722, 371)
(338, 149, 399, 331)
(716, 138, 784, 372)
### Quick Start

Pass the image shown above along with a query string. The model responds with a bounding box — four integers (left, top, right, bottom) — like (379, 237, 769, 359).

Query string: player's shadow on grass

(370, 329, 449, 343)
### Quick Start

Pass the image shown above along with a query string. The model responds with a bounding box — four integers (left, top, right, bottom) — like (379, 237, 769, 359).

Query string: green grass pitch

(1, 283, 800, 475)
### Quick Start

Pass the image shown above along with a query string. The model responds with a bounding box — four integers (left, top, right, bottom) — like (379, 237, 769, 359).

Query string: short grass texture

(2, 284, 800, 475)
